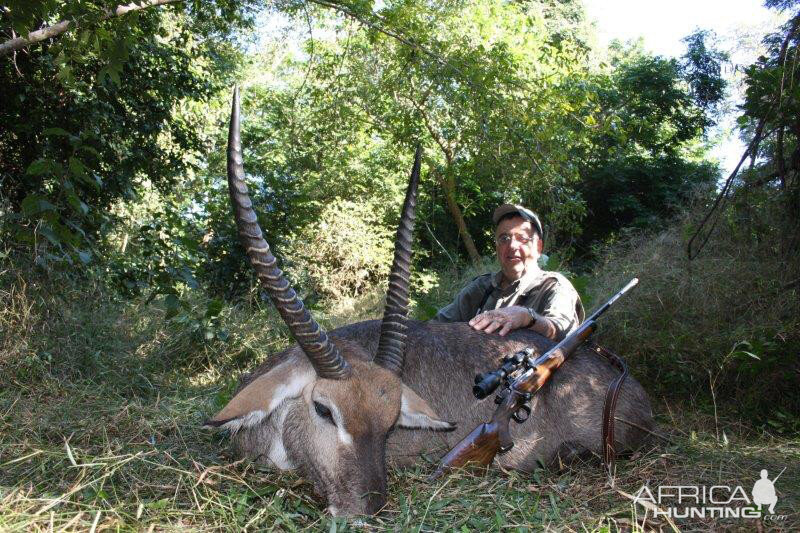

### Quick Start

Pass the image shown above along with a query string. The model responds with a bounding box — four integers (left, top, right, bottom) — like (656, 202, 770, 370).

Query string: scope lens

(473, 372, 501, 399)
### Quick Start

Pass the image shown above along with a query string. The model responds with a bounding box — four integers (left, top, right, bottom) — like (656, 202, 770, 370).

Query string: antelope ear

(398, 384, 456, 432)
(204, 358, 313, 434)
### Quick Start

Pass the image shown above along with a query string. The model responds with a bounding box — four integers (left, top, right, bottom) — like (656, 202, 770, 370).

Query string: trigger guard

(512, 404, 531, 424)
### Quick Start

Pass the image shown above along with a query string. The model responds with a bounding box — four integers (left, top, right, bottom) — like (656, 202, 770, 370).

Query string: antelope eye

(314, 401, 335, 424)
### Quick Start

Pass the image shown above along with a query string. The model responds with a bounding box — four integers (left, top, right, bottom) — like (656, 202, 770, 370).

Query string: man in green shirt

(434, 204, 584, 341)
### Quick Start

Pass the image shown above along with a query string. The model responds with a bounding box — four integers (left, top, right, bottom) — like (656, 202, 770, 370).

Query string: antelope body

(205, 89, 654, 516)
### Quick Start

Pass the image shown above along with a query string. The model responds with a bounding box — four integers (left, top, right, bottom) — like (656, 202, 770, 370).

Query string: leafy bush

(286, 199, 395, 302)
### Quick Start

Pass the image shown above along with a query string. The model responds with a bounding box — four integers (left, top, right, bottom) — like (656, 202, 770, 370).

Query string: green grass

(588, 208, 800, 420)
(1, 249, 798, 531)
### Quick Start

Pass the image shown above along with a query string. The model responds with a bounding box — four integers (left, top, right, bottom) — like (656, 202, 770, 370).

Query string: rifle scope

(473, 348, 532, 399)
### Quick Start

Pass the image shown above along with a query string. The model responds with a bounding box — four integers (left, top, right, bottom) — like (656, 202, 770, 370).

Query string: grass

(588, 206, 800, 423)
(1, 235, 798, 531)
(2, 377, 798, 531)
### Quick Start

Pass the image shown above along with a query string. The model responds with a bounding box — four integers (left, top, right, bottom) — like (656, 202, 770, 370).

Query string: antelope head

(204, 88, 454, 516)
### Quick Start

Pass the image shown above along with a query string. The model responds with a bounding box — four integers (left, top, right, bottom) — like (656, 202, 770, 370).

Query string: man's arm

(534, 276, 582, 339)
(433, 275, 493, 323)
(468, 277, 581, 340)
(468, 306, 560, 339)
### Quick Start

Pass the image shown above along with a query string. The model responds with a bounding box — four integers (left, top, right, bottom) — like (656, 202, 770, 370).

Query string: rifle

(430, 278, 639, 480)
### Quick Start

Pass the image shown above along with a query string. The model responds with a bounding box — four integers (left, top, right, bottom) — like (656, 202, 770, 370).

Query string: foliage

(681, 29, 729, 117)
(288, 0, 597, 263)
(590, 191, 800, 421)
(287, 198, 395, 301)
(3, 0, 729, 299)
(2, 0, 796, 417)
(0, 0, 248, 263)
(735, 8, 800, 250)
(574, 46, 721, 258)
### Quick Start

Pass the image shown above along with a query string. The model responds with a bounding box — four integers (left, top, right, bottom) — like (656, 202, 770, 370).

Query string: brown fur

(214, 319, 654, 515)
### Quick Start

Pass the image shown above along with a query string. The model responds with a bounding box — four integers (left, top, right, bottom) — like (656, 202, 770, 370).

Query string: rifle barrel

(432, 277, 639, 480)
(584, 277, 638, 324)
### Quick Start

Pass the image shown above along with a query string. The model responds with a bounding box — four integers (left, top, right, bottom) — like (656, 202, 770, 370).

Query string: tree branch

(0, 0, 182, 57)
(687, 15, 800, 260)
(306, 0, 545, 93)
(307, 0, 447, 73)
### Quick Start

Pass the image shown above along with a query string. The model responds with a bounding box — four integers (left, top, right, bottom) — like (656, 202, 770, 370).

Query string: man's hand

(468, 306, 532, 336)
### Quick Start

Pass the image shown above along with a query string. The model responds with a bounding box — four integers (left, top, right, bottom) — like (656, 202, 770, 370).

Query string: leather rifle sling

(527, 278, 627, 475)
(589, 342, 629, 476)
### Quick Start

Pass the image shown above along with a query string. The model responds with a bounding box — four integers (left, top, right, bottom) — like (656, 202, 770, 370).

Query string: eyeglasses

(496, 234, 535, 246)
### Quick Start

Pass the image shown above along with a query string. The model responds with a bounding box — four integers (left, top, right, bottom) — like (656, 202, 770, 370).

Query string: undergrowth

(1, 204, 799, 530)
(589, 201, 800, 429)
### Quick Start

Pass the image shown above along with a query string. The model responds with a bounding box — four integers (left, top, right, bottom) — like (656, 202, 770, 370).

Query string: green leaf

(164, 294, 181, 319)
(77, 250, 92, 264)
(26, 159, 55, 176)
(205, 299, 224, 318)
(21, 194, 57, 216)
(13, 227, 35, 244)
(57, 64, 74, 84)
(149, 498, 170, 510)
(178, 266, 199, 289)
(52, 221, 79, 246)
(42, 127, 71, 137)
(78, 145, 100, 157)
(68, 156, 88, 179)
(39, 225, 61, 246)
(66, 192, 89, 215)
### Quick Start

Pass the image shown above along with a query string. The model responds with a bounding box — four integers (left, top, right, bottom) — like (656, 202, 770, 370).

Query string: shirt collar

(492, 267, 545, 295)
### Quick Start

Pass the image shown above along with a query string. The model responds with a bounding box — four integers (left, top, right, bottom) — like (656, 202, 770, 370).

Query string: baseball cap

(492, 204, 543, 241)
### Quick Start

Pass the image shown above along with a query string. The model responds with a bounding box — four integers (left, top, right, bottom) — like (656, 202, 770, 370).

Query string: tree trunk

(437, 170, 481, 264)
(412, 100, 482, 265)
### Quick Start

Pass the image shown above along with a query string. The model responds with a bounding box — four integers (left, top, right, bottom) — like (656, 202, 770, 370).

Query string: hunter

(434, 204, 584, 341)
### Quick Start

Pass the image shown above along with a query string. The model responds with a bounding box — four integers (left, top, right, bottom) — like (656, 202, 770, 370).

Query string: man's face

(495, 216, 541, 282)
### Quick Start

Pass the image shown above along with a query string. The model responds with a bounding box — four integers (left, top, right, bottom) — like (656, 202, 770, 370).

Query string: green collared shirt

(433, 270, 584, 340)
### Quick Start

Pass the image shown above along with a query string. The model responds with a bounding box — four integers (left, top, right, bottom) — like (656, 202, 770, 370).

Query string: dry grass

(588, 208, 800, 421)
(1, 242, 798, 531)
(2, 377, 798, 532)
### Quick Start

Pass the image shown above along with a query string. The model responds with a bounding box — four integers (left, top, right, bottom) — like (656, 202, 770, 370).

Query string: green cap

(492, 204, 543, 241)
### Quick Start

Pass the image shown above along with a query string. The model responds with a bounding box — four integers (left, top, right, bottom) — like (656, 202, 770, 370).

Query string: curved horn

(373, 145, 421, 374)
(227, 87, 350, 379)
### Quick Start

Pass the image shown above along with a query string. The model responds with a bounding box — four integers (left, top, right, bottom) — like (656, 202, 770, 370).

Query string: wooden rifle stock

(430, 321, 597, 479)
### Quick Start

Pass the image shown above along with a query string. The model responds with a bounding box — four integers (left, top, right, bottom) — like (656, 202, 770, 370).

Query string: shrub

(286, 199, 394, 302)
(589, 195, 800, 424)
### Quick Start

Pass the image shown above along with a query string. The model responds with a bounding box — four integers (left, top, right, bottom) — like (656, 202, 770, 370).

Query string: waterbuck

(205, 88, 654, 516)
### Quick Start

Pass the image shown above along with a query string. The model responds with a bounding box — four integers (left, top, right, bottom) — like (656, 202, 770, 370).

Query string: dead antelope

(204, 88, 654, 516)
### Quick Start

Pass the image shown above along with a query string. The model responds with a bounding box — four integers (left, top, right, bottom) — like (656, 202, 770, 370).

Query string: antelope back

(233, 319, 654, 473)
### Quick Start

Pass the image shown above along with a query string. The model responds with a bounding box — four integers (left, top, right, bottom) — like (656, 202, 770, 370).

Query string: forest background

(1, 0, 799, 530)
